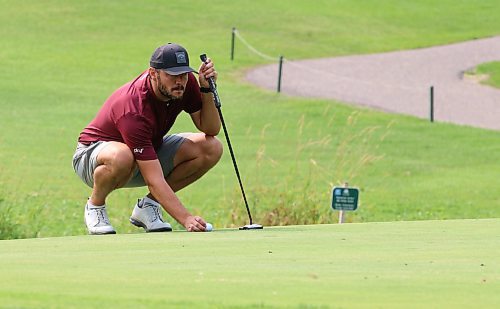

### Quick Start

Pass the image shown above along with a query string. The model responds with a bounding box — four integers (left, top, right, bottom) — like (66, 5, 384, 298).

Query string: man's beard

(158, 81, 184, 101)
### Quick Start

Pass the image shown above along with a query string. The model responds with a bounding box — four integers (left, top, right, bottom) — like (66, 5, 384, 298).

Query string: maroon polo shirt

(78, 71, 202, 160)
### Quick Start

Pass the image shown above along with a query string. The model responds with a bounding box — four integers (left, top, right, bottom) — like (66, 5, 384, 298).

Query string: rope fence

(230, 27, 436, 122)
(232, 28, 278, 62)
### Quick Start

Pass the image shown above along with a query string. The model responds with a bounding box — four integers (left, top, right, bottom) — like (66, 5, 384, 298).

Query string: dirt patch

(463, 71, 490, 84)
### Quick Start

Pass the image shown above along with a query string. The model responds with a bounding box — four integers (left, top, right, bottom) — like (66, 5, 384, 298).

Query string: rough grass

(1, 0, 500, 238)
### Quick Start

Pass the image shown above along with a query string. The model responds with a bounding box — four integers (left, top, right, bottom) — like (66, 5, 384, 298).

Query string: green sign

(332, 187, 359, 211)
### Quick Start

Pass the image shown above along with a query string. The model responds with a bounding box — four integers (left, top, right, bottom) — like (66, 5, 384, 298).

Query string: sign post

(331, 182, 359, 224)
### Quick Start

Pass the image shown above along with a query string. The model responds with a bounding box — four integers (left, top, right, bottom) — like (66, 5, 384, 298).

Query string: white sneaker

(84, 203, 116, 235)
(130, 197, 172, 232)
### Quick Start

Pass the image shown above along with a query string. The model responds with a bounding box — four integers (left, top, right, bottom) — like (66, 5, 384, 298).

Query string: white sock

(87, 199, 105, 208)
(142, 196, 160, 207)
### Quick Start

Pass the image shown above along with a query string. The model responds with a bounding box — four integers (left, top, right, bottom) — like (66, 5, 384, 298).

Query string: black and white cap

(149, 43, 196, 75)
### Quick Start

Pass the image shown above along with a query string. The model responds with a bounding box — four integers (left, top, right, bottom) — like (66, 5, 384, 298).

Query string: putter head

(239, 223, 264, 230)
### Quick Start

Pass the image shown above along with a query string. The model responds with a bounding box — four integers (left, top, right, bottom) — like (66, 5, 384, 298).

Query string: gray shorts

(72, 134, 187, 188)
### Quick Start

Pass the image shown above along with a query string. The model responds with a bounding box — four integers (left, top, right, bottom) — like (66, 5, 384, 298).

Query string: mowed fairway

(1, 219, 498, 308)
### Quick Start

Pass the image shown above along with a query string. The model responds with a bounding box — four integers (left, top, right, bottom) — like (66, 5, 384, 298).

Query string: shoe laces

(94, 207, 111, 225)
(141, 200, 164, 222)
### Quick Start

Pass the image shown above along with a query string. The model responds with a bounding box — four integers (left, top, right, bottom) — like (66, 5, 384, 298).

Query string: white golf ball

(205, 223, 213, 232)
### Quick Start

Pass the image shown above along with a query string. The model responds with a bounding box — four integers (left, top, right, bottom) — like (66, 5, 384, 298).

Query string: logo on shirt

(133, 148, 144, 154)
(175, 52, 187, 64)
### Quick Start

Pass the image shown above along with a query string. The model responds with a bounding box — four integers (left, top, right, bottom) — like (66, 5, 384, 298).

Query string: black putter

(200, 54, 263, 230)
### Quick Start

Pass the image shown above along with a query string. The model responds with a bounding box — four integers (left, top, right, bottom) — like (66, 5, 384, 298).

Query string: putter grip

(199, 54, 217, 91)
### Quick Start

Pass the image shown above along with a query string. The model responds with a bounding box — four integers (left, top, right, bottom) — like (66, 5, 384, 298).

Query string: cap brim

(163, 66, 196, 75)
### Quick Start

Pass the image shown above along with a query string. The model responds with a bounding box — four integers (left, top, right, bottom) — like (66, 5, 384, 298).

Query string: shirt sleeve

(115, 113, 158, 161)
(183, 73, 203, 114)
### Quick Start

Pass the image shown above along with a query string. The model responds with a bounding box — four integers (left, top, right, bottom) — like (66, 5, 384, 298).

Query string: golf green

(1, 219, 498, 308)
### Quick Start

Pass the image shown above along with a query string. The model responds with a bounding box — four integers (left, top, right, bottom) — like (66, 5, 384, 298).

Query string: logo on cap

(175, 52, 187, 64)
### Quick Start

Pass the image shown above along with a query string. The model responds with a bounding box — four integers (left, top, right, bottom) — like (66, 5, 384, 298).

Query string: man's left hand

(198, 58, 217, 88)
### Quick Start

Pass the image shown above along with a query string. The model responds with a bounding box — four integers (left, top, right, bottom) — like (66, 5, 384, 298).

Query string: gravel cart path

(246, 36, 500, 130)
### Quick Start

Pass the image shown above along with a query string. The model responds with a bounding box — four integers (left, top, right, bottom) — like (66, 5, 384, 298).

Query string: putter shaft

(200, 54, 255, 226)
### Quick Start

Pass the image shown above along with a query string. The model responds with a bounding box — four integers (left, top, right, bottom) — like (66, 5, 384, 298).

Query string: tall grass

(0, 198, 21, 240)
(225, 110, 391, 227)
(0, 196, 43, 239)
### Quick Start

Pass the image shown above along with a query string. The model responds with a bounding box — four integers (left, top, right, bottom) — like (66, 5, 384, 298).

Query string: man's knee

(173, 134, 223, 171)
(98, 143, 135, 175)
(203, 135, 223, 167)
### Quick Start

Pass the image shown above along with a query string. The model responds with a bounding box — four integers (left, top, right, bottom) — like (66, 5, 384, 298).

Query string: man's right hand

(185, 215, 207, 232)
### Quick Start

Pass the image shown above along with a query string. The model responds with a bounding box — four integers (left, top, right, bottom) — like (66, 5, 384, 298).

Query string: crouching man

(72, 43, 222, 234)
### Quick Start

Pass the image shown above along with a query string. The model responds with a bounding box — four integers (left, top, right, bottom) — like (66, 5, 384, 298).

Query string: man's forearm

(148, 180, 192, 226)
(199, 92, 221, 135)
